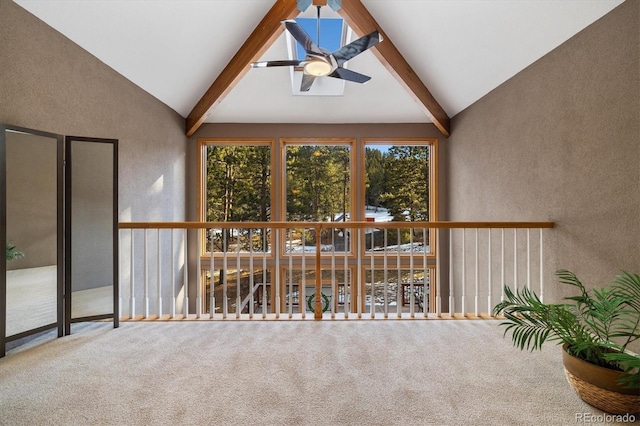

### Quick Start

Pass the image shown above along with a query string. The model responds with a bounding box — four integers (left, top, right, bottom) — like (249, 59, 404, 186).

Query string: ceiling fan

(250, 6, 382, 92)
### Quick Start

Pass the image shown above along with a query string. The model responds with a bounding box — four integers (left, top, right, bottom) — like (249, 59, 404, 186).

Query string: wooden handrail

(118, 221, 554, 230)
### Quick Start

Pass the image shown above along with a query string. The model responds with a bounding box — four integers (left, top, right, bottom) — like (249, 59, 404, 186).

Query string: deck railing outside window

(118, 221, 554, 320)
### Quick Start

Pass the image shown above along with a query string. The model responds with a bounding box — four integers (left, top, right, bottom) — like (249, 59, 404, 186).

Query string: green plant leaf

(5, 242, 25, 262)
(603, 351, 640, 389)
(493, 269, 640, 386)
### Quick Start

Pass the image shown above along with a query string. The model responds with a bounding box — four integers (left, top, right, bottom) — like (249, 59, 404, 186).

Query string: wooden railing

(118, 221, 554, 320)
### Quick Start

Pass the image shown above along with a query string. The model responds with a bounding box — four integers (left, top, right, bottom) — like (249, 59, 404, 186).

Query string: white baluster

(423, 228, 428, 319)
(157, 228, 162, 319)
(183, 228, 189, 319)
(274, 230, 281, 320)
(130, 229, 136, 319)
(262, 228, 267, 319)
(396, 229, 402, 318)
(236, 227, 241, 319)
(409, 230, 415, 319)
(513, 229, 518, 292)
(501, 229, 505, 302)
(461, 228, 466, 317)
(356, 228, 362, 319)
(222, 229, 228, 319)
(210, 229, 215, 320)
(526, 228, 531, 290)
(288, 229, 293, 318)
(170, 229, 176, 319)
(301, 228, 306, 320)
(344, 226, 349, 319)
(370, 226, 375, 318)
(539, 230, 544, 303)
(448, 228, 454, 317)
(436, 228, 441, 318)
(118, 229, 123, 321)
(474, 228, 478, 317)
(144, 229, 149, 319)
(487, 229, 492, 316)
(249, 229, 254, 319)
(331, 228, 336, 319)
(383, 229, 389, 319)
(196, 228, 202, 319)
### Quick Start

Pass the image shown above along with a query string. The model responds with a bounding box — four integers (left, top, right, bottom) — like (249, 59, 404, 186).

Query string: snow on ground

(285, 242, 429, 253)
(364, 205, 395, 222)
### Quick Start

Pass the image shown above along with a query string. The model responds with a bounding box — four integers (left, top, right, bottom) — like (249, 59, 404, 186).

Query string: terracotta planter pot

(562, 345, 639, 414)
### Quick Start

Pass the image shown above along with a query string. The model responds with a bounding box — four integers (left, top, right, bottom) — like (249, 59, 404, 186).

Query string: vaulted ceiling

(14, 0, 624, 137)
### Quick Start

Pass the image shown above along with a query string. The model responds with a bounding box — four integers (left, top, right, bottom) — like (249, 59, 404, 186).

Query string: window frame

(197, 138, 275, 225)
(280, 137, 356, 224)
(362, 138, 439, 259)
(198, 136, 439, 314)
(197, 138, 275, 258)
(197, 136, 438, 258)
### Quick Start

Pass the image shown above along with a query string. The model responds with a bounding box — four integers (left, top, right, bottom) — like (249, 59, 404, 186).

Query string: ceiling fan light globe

(304, 61, 332, 77)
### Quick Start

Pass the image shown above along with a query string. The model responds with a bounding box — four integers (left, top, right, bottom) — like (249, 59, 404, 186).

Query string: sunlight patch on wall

(150, 175, 164, 195)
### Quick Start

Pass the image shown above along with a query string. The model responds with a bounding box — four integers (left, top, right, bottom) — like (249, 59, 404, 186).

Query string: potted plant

(493, 269, 640, 415)
(5, 242, 24, 262)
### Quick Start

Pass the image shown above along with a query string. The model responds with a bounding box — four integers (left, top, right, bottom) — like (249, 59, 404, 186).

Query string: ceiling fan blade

(300, 73, 317, 92)
(328, 67, 371, 84)
(284, 20, 322, 55)
(331, 31, 382, 66)
(251, 60, 302, 68)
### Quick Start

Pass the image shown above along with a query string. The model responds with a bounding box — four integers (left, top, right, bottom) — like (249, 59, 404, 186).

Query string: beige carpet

(0, 320, 630, 425)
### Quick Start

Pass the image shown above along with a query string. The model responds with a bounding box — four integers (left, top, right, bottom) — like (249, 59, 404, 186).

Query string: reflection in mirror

(5, 130, 58, 336)
(69, 140, 114, 319)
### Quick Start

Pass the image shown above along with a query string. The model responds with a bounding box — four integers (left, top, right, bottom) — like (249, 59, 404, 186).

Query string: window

(283, 139, 353, 255)
(293, 18, 345, 60)
(363, 140, 437, 254)
(199, 140, 273, 253)
(199, 137, 436, 231)
(285, 141, 351, 221)
(198, 137, 438, 315)
(203, 143, 271, 223)
(364, 144, 431, 222)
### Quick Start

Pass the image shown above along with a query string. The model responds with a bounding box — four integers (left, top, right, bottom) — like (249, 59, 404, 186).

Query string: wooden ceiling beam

(185, 0, 300, 137)
(336, 1, 451, 137)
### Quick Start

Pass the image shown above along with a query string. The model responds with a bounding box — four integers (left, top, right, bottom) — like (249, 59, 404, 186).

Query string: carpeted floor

(0, 320, 632, 425)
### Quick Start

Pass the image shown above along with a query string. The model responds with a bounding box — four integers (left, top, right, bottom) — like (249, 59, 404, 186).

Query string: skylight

(294, 17, 345, 60)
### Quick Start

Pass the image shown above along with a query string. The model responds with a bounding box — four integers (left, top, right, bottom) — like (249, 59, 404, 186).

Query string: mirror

(2, 126, 62, 345)
(1, 126, 117, 357)
(66, 137, 117, 325)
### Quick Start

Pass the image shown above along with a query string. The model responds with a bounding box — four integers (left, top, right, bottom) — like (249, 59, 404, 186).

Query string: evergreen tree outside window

(284, 140, 352, 251)
(285, 143, 351, 222)
(198, 138, 437, 255)
(364, 140, 436, 254)
(198, 137, 437, 314)
(203, 141, 272, 253)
